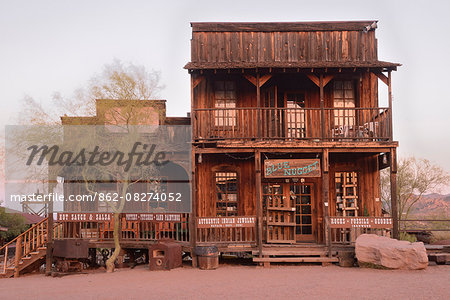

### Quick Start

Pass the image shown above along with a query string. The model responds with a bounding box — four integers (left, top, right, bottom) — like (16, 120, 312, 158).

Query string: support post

(388, 71, 393, 141)
(255, 150, 263, 260)
(256, 73, 261, 139)
(319, 74, 325, 139)
(14, 235, 23, 278)
(390, 147, 399, 239)
(190, 75, 198, 267)
(322, 149, 331, 257)
(45, 183, 54, 275)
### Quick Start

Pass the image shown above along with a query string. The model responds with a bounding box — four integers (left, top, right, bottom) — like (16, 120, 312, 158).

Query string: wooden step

(252, 250, 326, 256)
(428, 253, 450, 265)
(253, 257, 338, 263)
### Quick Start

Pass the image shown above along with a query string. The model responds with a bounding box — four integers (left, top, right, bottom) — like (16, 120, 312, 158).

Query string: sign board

(56, 213, 113, 222)
(329, 217, 393, 229)
(197, 216, 256, 229)
(264, 159, 321, 178)
(124, 213, 181, 222)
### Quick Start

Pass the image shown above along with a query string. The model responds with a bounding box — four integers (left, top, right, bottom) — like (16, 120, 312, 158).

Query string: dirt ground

(0, 263, 449, 300)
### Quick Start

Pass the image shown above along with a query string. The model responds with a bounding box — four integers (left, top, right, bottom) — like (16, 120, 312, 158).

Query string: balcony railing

(54, 213, 190, 243)
(193, 107, 392, 142)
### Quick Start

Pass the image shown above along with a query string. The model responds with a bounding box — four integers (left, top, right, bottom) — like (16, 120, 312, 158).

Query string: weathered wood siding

(329, 154, 382, 217)
(193, 73, 378, 109)
(191, 30, 377, 64)
(195, 154, 256, 217)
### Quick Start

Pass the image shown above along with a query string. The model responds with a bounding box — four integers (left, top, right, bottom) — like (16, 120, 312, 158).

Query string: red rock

(355, 234, 428, 270)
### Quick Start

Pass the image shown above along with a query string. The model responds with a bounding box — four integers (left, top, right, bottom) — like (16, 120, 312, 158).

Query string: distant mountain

(410, 193, 450, 217)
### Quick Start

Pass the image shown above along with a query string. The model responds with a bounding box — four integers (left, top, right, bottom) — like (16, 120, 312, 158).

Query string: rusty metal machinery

(53, 239, 89, 273)
(148, 241, 182, 270)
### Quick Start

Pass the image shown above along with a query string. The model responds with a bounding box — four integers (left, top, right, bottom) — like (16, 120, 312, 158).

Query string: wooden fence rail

(54, 213, 190, 243)
(196, 216, 257, 244)
(193, 107, 391, 142)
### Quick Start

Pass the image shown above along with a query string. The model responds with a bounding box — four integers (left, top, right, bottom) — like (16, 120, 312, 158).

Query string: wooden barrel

(195, 246, 219, 270)
(338, 251, 355, 267)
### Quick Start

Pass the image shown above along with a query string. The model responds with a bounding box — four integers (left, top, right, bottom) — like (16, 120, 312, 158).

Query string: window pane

(344, 89, 354, 99)
(334, 89, 343, 98)
(215, 172, 238, 216)
(215, 81, 224, 90)
(225, 81, 235, 90)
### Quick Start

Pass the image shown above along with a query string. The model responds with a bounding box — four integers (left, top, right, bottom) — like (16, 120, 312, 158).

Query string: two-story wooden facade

(1, 21, 403, 277)
(186, 21, 400, 264)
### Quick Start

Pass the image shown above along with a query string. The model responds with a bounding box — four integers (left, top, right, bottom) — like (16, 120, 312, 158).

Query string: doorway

(263, 182, 315, 243)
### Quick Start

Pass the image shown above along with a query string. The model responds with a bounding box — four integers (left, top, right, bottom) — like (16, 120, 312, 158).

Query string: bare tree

(17, 59, 163, 124)
(10, 60, 164, 273)
(381, 157, 449, 222)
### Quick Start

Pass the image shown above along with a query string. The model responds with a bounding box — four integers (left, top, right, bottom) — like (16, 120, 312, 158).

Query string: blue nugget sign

(264, 159, 321, 178)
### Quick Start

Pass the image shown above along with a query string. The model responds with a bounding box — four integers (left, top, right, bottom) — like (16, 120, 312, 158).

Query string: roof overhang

(185, 61, 401, 72)
(191, 21, 378, 32)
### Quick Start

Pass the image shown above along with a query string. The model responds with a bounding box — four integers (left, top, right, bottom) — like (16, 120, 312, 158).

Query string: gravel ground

(0, 264, 449, 300)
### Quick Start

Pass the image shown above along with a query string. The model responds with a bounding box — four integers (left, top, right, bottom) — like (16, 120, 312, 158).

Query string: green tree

(0, 207, 28, 242)
(381, 157, 449, 223)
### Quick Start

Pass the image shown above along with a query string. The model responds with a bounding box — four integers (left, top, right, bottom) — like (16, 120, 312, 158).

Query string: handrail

(193, 107, 390, 111)
(193, 107, 392, 141)
(0, 217, 48, 255)
(0, 217, 48, 274)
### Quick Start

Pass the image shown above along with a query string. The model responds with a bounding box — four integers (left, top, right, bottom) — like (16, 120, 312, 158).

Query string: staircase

(252, 244, 338, 267)
(0, 218, 48, 278)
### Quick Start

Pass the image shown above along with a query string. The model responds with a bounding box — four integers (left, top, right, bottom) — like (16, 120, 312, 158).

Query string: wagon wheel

(61, 260, 70, 273)
(55, 259, 64, 272)
(101, 249, 110, 265)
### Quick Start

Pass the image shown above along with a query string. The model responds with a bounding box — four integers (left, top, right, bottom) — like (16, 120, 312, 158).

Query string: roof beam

(244, 74, 272, 87)
(373, 71, 388, 86)
(307, 74, 334, 87)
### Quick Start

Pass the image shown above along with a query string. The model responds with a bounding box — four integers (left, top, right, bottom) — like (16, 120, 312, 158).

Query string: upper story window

(333, 80, 355, 127)
(214, 81, 236, 127)
(215, 171, 238, 216)
(285, 92, 306, 138)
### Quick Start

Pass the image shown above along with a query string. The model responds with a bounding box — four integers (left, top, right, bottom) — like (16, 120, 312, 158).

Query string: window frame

(214, 171, 239, 217)
(214, 80, 237, 128)
(333, 80, 356, 128)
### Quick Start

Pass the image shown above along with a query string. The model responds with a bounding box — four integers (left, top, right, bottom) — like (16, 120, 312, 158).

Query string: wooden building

(1, 22, 401, 277)
(186, 21, 400, 264)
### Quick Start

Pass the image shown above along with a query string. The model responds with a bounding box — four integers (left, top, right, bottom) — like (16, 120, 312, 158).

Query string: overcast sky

(1, 0, 449, 191)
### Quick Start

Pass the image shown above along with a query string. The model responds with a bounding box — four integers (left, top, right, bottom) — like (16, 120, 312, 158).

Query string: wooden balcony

(193, 107, 392, 143)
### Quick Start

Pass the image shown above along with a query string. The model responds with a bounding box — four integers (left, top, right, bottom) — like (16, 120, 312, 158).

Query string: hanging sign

(264, 159, 321, 178)
(56, 213, 113, 222)
(330, 217, 393, 229)
(197, 216, 256, 228)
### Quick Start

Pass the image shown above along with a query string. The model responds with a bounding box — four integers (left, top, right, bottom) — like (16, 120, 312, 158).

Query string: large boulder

(355, 234, 428, 270)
